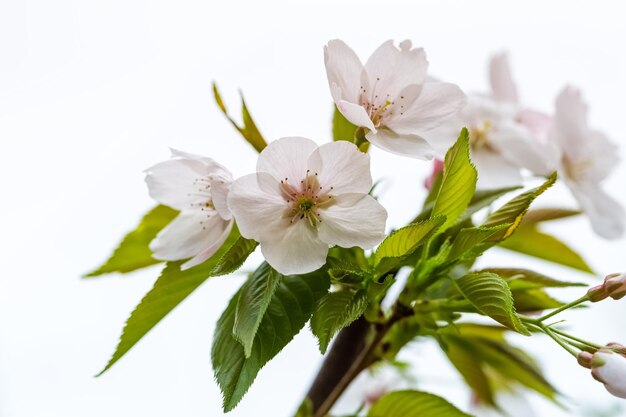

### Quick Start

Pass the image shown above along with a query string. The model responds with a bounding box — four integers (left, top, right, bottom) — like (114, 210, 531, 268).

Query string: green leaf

(482, 173, 557, 241)
(212, 270, 330, 411)
(368, 390, 472, 417)
(444, 336, 494, 405)
(326, 257, 368, 284)
(212, 236, 258, 276)
(511, 290, 563, 312)
(85, 205, 178, 277)
(233, 263, 282, 357)
(294, 398, 314, 417)
(97, 226, 250, 375)
(481, 268, 585, 290)
(447, 224, 510, 261)
(310, 290, 368, 353)
(332, 106, 358, 142)
(431, 128, 477, 231)
(499, 225, 593, 273)
(374, 216, 445, 275)
(458, 185, 521, 223)
(521, 208, 581, 224)
(212, 83, 267, 153)
(454, 272, 529, 335)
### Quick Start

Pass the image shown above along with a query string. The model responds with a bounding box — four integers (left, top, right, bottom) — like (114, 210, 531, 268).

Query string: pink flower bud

(577, 351, 593, 369)
(587, 273, 626, 302)
(590, 350, 626, 399)
(424, 159, 444, 190)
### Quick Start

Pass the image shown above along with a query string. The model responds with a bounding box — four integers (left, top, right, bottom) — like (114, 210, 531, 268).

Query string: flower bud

(590, 350, 626, 399)
(587, 273, 626, 302)
(424, 159, 444, 190)
(577, 351, 593, 369)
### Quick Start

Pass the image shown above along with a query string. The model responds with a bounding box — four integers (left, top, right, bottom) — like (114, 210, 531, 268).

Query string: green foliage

(458, 185, 521, 223)
(374, 216, 445, 275)
(310, 289, 368, 353)
(332, 106, 358, 142)
(97, 226, 253, 375)
(431, 128, 477, 231)
(454, 272, 529, 335)
(499, 225, 593, 273)
(85, 205, 178, 277)
(212, 270, 330, 411)
(213, 236, 259, 276)
(233, 263, 282, 357)
(483, 268, 585, 290)
(368, 390, 472, 417)
(294, 398, 314, 417)
(212, 83, 267, 153)
(441, 324, 557, 404)
(447, 224, 510, 261)
(482, 173, 557, 241)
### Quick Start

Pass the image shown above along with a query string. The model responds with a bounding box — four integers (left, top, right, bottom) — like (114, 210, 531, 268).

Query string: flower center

(562, 155, 592, 181)
(469, 120, 494, 151)
(358, 78, 408, 127)
(280, 170, 335, 228)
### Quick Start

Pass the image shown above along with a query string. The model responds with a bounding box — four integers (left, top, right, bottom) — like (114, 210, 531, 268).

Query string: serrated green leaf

(326, 257, 368, 284)
(97, 226, 250, 375)
(332, 106, 358, 142)
(481, 268, 585, 290)
(455, 272, 529, 335)
(444, 337, 494, 405)
(212, 270, 329, 411)
(457, 185, 521, 223)
(511, 290, 563, 312)
(85, 205, 178, 277)
(374, 216, 445, 275)
(368, 390, 472, 417)
(212, 236, 258, 276)
(482, 173, 557, 240)
(447, 224, 510, 261)
(521, 208, 582, 224)
(233, 263, 282, 357)
(310, 290, 368, 354)
(431, 128, 477, 231)
(212, 83, 267, 153)
(499, 225, 593, 273)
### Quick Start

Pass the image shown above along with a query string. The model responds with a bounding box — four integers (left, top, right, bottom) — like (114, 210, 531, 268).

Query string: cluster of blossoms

(141, 40, 625, 403)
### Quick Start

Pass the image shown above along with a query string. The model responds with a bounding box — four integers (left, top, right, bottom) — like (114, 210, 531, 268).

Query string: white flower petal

(324, 40, 365, 104)
(227, 172, 288, 241)
(552, 86, 589, 150)
(318, 194, 387, 249)
(364, 40, 428, 101)
(568, 181, 625, 239)
(336, 99, 377, 132)
(145, 158, 210, 210)
(182, 220, 234, 269)
(150, 210, 230, 261)
(388, 81, 466, 133)
(210, 179, 232, 220)
(366, 128, 435, 160)
(260, 220, 329, 275)
(471, 150, 523, 189)
(306, 141, 372, 195)
(593, 352, 626, 399)
(256, 136, 318, 183)
(489, 52, 519, 103)
(169, 149, 233, 180)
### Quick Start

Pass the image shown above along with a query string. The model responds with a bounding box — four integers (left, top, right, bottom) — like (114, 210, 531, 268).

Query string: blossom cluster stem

(536, 294, 589, 322)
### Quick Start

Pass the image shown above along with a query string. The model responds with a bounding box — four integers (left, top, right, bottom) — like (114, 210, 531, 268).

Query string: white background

(1, 0, 626, 416)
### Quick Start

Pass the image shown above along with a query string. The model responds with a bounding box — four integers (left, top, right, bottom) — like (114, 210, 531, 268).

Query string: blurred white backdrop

(1, 0, 625, 416)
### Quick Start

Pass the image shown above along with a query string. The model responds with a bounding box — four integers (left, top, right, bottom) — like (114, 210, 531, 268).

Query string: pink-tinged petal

(150, 210, 230, 261)
(364, 40, 428, 102)
(516, 108, 552, 137)
(571, 130, 620, 183)
(552, 86, 589, 149)
(227, 172, 288, 242)
(145, 158, 210, 210)
(336, 99, 377, 132)
(306, 141, 372, 195)
(567, 181, 625, 240)
(318, 194, 386, 249)
(324, 40, 365, 104)
(210, 179, 232, 220)
(256, 137, 318, 182)
(471, 150, 523, 189)
(388, 81, 466, 133)
(366, 128, 435, 160)
(489, 52, 519, 103)
(169, 149, 233, 180)
(260, 220, 329, 275)
(592, 352, 626, 398)
(182, 220, 234, 269)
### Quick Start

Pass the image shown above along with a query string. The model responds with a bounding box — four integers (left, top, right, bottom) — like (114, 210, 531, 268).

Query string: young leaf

(97, 226, 253, 375)
(233, 263, 282, 357)
(482, 173, 557, 240)
(332, 106, 358, 142)
(374, 216, 445, 275)
(85, 205, 178, 277)
(443, 336, 494, 405)
(454, 272, 529, 335)
(212, 270, 330, 412)
(212, 83, 267, 153)
(431, 128, 477, 231)
(212, 236, 258, 276)
(447, 224, 510, 261)
(310, 290, 368, 353)
(499, 225, 593, 273)
(368, 390, 472, 417)
(481, 268, 585, 290)
(457, 185, 521, 223)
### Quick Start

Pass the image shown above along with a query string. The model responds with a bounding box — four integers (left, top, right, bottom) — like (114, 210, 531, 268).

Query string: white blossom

(590, 350, 626, 399)
(324, 39, 466, 160)
(227, 137, 387, 275)
(145, 149, 234, 269)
